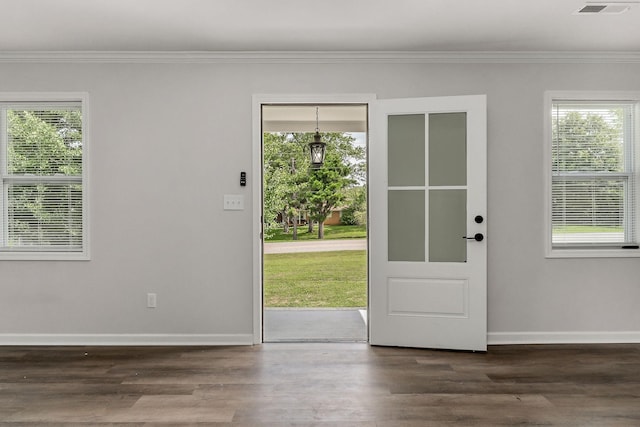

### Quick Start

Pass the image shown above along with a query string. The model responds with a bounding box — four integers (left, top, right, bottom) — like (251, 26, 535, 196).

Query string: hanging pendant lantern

(309, 107, 326, 168)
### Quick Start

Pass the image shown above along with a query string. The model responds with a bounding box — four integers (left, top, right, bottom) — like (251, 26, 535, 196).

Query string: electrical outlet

(147, 293, 157, 308)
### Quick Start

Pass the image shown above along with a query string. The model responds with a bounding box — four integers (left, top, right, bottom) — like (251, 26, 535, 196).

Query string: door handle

(463, 233, 484, 242)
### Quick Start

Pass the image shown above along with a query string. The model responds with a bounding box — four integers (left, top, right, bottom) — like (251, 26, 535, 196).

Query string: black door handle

(463, 233, 484, 242)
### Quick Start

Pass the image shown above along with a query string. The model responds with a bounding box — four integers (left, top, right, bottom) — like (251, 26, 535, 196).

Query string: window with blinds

(0, 99, 86, 258)
(551, 100, 637, 250)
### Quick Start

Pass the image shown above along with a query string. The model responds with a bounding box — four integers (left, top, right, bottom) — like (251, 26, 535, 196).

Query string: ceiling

(1, 0, 639, 53)
(263, 105, 368, 133)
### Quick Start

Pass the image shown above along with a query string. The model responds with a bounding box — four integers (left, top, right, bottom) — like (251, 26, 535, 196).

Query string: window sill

(0, 251, 90, 261)
(546, 247, 640, 259)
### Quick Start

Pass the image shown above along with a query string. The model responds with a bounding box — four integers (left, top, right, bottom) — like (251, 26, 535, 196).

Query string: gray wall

(1, 60, 639, 344)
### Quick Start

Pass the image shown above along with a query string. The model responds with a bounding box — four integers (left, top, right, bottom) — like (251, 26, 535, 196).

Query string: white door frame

(251, 93, 376, 344)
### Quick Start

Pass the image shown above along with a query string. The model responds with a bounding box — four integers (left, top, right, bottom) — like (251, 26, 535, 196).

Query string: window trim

(0, 92, 89, 261)
(544, 91, 640, 258)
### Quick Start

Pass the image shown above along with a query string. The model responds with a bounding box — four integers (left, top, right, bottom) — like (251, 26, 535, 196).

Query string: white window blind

(551, 101, 637, 248)
(0, 102, 85, 254)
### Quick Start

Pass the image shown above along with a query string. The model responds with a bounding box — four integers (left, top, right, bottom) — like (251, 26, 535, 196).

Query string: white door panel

(369, 95, 487, 351)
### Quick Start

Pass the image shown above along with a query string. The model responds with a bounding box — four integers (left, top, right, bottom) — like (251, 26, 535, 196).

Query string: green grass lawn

(265, 224, 366, 241)
(264, 250, 367, 308)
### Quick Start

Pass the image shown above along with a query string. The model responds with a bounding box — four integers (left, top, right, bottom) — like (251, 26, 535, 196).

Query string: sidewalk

(264, 238, 366, 254)
(264, 308, 367, 342)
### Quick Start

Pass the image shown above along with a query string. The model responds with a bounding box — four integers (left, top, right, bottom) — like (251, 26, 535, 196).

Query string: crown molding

(1, 50, 640, 64)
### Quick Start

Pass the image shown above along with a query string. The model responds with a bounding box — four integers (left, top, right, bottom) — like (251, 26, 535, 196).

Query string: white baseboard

(0, 333, 254, 346)
(2, 332, 639, 346)
(488, 331, 640, 345)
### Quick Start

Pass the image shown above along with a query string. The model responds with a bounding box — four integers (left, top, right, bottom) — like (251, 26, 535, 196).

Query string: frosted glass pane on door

(388, 190, 425, 262)
(388, 114, 425, 187)
(429, 189, 467, 262)
(429, 113, 467, 186)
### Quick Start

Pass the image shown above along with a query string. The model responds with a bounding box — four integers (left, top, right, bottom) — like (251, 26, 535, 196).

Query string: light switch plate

(224, 194, 244, 210)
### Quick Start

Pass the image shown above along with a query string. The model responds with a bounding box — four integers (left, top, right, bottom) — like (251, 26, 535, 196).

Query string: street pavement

(263, 238, 366, 254)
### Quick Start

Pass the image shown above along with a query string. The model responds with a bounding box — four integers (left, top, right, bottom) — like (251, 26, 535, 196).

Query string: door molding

(251, 93, 376, 344)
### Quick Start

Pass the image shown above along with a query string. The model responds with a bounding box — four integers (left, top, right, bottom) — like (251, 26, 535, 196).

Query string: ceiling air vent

(578, 4, 608, 12)
(575, 2, 636, 14)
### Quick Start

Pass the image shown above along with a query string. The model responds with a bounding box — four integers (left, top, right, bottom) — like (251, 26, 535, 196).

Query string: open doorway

(260, 104, 368, 342)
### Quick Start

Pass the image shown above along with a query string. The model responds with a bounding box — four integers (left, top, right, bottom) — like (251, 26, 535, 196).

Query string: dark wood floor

(1, 343, 639, 426)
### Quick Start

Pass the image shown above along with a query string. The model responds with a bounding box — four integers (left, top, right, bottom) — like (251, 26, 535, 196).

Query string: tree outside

(263, 131, 365, 239)
(552, 105, 628, 242)
(5, 108, 83, 247)
(340, 186, 367, 226)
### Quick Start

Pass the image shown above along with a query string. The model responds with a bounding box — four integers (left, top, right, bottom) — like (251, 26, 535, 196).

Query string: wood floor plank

(0, 343, 639, 425)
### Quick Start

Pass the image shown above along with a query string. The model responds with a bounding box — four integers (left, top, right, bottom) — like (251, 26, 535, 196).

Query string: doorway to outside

(260, 104, 368, 342)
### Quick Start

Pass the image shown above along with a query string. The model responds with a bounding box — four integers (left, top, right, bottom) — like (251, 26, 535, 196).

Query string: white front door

(369, 95, 487, 351)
